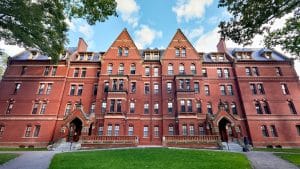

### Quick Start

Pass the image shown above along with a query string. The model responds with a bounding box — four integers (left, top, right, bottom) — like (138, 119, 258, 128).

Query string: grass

(49, 148, 251, 169)
(253, 148, 300, 153)
(0, 153, 19, 164)
(0, 147, 47, 151)
(276, 153, 300, 167)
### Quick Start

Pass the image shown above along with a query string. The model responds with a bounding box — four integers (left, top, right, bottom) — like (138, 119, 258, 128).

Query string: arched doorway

(218, 118, 231, 142)
(69, 118, 82, 142)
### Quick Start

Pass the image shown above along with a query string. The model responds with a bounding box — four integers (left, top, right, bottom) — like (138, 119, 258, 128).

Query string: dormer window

(264, 52, 272, 59)
(87, 55, 93, 61)
(145, 53, 150, 60)
(211, 55, 216, 61)
(79, 54, 84, 60)
(219, 55, 224, 61)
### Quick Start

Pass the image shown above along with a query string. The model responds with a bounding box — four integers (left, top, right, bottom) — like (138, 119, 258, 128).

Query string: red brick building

(0, 29, 299, 148)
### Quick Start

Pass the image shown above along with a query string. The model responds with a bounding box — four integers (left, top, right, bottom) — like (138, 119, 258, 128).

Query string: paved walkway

(245, 151, 299, 169)
(0, 151, 58, 169)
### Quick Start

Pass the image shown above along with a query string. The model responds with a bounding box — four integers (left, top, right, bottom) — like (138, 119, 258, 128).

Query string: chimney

(77, 38, 88, 52)
(217, 37, 227, 53)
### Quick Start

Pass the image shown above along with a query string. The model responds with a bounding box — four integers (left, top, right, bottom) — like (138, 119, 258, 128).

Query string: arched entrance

(218, 118, 231, 142)
(68, 118, 82, 142)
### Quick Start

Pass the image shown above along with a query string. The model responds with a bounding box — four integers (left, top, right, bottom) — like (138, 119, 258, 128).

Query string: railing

(164, 135, 220, 144)
(81, 136, 138, 144)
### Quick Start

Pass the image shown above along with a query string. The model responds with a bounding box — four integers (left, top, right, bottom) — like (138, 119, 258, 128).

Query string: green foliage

(0, 0, 117, 63)
(0, 50, 9, 78)
(49, 148, 251, 169)
(0, 153, 19, 164)
(276, 153, 300, 167)
(218, 0, 300, 56)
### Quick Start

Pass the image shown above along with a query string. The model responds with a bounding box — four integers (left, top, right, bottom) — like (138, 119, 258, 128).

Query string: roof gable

(102, 28, 141, 60)
(162, 29, 199, 60)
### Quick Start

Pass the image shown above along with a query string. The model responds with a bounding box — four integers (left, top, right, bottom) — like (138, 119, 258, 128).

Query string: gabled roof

(161, 29, 199, 60)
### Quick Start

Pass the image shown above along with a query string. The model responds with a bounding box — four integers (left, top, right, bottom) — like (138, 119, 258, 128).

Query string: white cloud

(67, 19, 95, 51)
(184, 27, 204, 40)
(0, 40, 25, 56)
(134, 25, 162, 49)
(172, 0, 213, 22)
(116, 0, 140, 27)
(65, 18, 76, 31)
(78, 23, 94, 40)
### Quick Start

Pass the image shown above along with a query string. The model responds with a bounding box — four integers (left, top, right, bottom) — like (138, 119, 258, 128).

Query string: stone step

(221, 142, 243, 152)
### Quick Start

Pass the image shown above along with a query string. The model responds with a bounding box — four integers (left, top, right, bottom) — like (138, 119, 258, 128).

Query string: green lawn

(0, 147, 47, 151)
(253, 148, 300, 153)
(0, 153, 19, 164)
(49, 148, 251, 169)
(276, 153, 300, 167)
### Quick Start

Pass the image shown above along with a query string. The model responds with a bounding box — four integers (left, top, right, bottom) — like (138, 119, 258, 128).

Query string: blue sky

(1, 0, 299, 74)
(66, 0, 231, 52)
(0, 0, 296, 59)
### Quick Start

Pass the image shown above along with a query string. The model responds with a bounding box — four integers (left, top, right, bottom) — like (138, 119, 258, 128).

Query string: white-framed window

(145, 67, 150, 76)
(154, 102, 159, 114)
(167, 82, 172, 93)
(168, 64, 173, 75)
(182, 124, 187, 136)
(179, 64, 185, 74)
(224, 68, 230, 78)
(118, 63, 124, 75)
(189, 125, 195, 136)
(154, 84, 159, 94)
(32, 103, 39, 114)
(98, 126, 103, 136)
(65, 102, 72, 116)
(130, 64, 136, 74)
(40, 102, 47, 114)
(181, 48, 186, 56)
(143, 126, 149, 137)
(190, 63, 196, 74)
(107, 64, 113, 75)
(124, 47, 129, 56)
(154, 67, 159, 77)
(107, 125, 113, 136)
(281, 84, 289, 95)
(114, 125, 120, 136)
(168, 125, 174, 135)
(130, 102, 135, 113)
(154, 126, 159, 137)
(128, 125, 134, 136)
(101, 101, 107, 113)
(33, 125, 41, 137)
(46, 83, 53, 95)
(38, 83, 45, 94)
(168, 102, 173, 113)
(144, 103, 149, 114)
(25, 125, 32, 137)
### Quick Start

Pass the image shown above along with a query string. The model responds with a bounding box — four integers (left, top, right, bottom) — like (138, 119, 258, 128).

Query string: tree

(0, 49, 9, 79)
(218, 0, 300, 57)
(0, 0, 117, 63)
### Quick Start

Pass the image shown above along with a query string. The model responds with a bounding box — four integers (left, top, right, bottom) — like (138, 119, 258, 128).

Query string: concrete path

(245, 151, 299, 169)
(0, 151, 58, 169)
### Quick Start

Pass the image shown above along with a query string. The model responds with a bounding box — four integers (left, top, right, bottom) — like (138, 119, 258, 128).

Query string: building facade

(0, 29, 300, 148)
